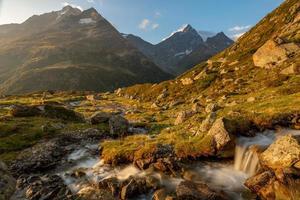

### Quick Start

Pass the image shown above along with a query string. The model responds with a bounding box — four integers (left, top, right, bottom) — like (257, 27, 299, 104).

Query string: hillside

(0, 6, 171, 95)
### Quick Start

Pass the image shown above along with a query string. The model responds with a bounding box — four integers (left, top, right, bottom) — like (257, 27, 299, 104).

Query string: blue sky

(0, 0, 284, 44)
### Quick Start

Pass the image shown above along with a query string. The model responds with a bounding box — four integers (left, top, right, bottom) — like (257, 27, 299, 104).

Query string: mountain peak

(81, 7, 103, 20)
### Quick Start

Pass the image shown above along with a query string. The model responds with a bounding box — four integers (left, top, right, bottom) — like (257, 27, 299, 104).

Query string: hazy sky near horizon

(0, 0, 284, 44)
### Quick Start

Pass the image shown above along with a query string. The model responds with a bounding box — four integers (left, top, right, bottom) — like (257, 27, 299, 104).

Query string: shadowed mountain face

(125, 25, 233, 75)
(0, 6, 172, 95)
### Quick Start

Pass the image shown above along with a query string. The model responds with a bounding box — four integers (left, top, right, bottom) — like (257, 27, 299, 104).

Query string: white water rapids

(58, 129, 300, 200)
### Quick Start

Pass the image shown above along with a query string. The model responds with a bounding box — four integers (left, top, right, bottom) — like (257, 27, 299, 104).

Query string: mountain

(198, 30, 216, 41)
(126, 24, 233, 75)
(0, 6, 171, 95)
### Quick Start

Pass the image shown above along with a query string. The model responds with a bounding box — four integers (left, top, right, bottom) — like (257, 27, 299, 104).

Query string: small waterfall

(234, 133, 275, 176)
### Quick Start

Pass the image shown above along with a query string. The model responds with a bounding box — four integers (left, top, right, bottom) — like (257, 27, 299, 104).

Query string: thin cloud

(138, 19, 159, 31)
(154, 11, 161, 18)
(62, 2, 83, 11)
(87, 0, 95, 3)
(152, 23, 159, 30)
(229, 25, 251, 32)
(232, 32, 246, 40)
(139, 19, 150, 30)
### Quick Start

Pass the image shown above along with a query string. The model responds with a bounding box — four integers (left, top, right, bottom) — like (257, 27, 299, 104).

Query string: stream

(57, 128, 300, 200)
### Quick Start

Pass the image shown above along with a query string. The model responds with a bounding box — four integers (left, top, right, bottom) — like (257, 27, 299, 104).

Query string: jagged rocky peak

(60, 5, 82, 16)
(81, 7, 103, 20)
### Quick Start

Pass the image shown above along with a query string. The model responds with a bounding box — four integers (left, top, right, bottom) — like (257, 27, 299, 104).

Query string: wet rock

(109, 115, 129, 137)
(17, 174, 74, 200)
(176, 180, 228, 200)
(78, 186, 114, 200)
(260, 135, 300, 170)
(152, 188, 167, 200)
(70, 168, 86, 178)
(0, 161, 16, 200)
(89, 112, 112, 124)
(120, 177, 154, 200)
(98, 177, 121, 196)
(10, 105, 42, 117)
(245, 170, 275, 199)
(207, 118, 234, 151)
(253, 39, 300, 68)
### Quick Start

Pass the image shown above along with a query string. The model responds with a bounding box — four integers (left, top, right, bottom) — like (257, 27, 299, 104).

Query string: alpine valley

(0, 1, 300, 200)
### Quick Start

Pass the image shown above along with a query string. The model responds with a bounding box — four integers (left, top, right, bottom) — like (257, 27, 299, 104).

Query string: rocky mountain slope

(0, 6, 171, 95)
(126, 25, 233, 75)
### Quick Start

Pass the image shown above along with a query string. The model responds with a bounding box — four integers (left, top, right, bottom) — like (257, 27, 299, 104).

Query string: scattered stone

(207, 118, 234, 151)
(86, 94, 102, 101)
(280, 63, 300, 75)
(16, 174, 74, 200)
(89, 112, 112, 124)
(253, 39, 300, 68)
(205, 103, 220, 113)
(78, 186, 114, 200)
(169, 100, 185, 108)
(181, 78, 194, 85)
(199, 112, 217, 133)
(247, 97, 256, 102)
(151, 102, 160, 109)
(109, 115, 129, 137)
(176, 180, 228, 200)
(0, 161, 16, 200)
(192, 103, 202, 113)
(260, 135, 300, 170)
(174, 111, 193, 125)
(153, 188, 168, 200)
(10, 105, 42, 117)
(42, 122, 65, 133)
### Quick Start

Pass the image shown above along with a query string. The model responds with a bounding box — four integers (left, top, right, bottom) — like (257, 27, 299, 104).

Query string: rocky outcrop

(89, 112, 112, 124)
(77, 186, 114, 200)
(253, 39, 299, 68)
(245, 134, 300, 200)
(176, 180, 228, 200)
(16, 174, 74, 200)
(0, 161, 16, 200)
(109, 115, 129, 137)
(207, 118, 234, 151)
(174, 111, 194, 125)
(260, 135, 300, 170)
(10, 105, 42, 117)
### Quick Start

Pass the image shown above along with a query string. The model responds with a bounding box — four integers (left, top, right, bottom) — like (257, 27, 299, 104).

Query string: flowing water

(58, 129, 300, 200)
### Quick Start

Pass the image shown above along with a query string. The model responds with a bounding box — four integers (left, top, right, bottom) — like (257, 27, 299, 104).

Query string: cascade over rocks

(245, 134, 300, 199)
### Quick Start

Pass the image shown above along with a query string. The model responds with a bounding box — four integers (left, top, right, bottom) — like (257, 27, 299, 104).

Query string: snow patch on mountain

(79, 18, 96, 24)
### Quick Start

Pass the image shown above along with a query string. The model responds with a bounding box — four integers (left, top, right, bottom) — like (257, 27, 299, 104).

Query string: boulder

(0, 161, 16, 200)
(207, 118, 234, 151)
(181, 78, 194, 85)
(78, 186, 114, 200)
(205, 103, 220, 113)
(109, 115, 129, 137)
(244, 171, 275, 199)
(176, 180, 228, 200)
(120, 177, 151, 200)
(89, 112, 112, 124)
(43, 105, 83, 122)
(86, 94, 102, 101)
(280, 63, 300, 75)
(10, 105, 42, 117)
(174, 111, 193, 125)
(98, 177, 121, 196)
(152, 188, 168, 200)
(16, 174, 74, 200)
(260, 135, 300, 170)
(253, 39, 300, 68)
(192, 103, 202, 113)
